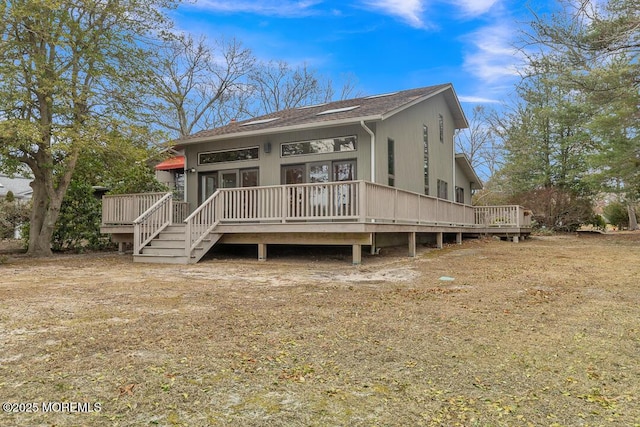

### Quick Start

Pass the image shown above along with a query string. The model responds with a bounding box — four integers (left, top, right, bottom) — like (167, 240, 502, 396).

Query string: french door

(281, 160, 356, 217)
(281, 160, 356, 184)
(199, 168, 258, 205)
(200, 174, 218, 205)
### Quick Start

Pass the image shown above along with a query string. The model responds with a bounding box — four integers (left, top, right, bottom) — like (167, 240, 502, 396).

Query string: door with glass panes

(281, 160, 355, 216)
(199, 169, 258, 205)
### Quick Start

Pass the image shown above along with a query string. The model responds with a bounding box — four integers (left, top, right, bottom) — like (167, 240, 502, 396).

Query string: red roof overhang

(155, 156, 185, 171)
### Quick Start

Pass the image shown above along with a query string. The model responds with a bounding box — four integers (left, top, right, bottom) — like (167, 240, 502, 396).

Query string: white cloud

(451, 0, 499, 17)
(361, 0, 427, 28)
(458, 95, 501, 104)
(191, 0, 323, 17)
(359, 0, 502, 29)
(462, 24, 524, 85)
(193, 0, 500, 29)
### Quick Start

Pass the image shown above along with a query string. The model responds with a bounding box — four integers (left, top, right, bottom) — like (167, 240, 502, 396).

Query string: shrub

(589, 214, 607, 231)
(604, 202, 638, 229)
(107, 162, 168, 195)
(0, 197, 30, 239)
(51, 162, 168, 252)
(52, 180, 113, 252)
(509, 187, 593, 232)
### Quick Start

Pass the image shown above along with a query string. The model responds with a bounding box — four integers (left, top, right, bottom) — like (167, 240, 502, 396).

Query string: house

(154, 155, 185, 200)
(101, 83, 530, 264)
(178, 84, 479, 203)
(0, 174, 33, 201)
(0, 174, 33, 239)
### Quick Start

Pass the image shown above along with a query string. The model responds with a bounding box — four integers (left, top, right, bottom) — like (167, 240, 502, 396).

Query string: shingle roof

(176, 83, 467, 146)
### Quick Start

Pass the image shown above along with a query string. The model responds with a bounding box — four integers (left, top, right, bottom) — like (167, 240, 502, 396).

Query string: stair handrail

(133, 192, 173, 255)
(184, 190, 221, 256)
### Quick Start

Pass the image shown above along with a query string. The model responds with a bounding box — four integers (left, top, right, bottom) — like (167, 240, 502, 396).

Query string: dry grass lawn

(0, 233, 638, 426)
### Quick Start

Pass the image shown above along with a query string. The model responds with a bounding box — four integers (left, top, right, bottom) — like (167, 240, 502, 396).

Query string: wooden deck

(101, 181, 531, 264)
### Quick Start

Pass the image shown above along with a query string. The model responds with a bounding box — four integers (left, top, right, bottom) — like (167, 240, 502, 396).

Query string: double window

(281, 136, 356, 157)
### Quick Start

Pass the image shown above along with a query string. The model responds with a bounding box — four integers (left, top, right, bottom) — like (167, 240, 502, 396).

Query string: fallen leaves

(118, 383, 136, 396)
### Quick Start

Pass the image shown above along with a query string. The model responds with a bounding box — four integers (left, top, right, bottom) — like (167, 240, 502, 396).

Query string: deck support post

(118, 242, 125, 254)
(370, 233, 377, 255)
(352, 244, 362, 265)
(408, 232, 416, 257)
(258, 243, 267, 261)
(436, 232, 443, 249)
(513, 235, 519, 243)
(456, 232, 462, 245)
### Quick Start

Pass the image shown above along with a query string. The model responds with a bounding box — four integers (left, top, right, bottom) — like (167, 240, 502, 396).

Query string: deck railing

(474, 206, 531, 228)
(173, 201, 190, 223)
(184, 190, 221, 255)
(363, 182, 476, 225)
(103, 182, 531, 254)
(102, 192, 167, 225)
(133, 193, 173, 254)
(102, 193, 188, 226)
(203, 181, 362, 223)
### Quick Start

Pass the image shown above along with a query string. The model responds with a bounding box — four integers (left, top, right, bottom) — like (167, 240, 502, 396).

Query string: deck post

(185, 221, 191, 256)
(513, 235, 519, 243)
(281, 186, 287, 223)
(258, 243, 267, 261)
(370, 233, 377, 255)
(456, 232, 462, 245)
(118, 242, 125, 254)
(358, 181, 367, 223)
(436, 232, 443, 249)
(393, 189, 398, 223)
(352, 244, 362, 265)
(408, 232, 416, 257)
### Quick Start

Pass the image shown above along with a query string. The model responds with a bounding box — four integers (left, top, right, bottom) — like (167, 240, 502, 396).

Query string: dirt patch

(0, 233, 638, 426)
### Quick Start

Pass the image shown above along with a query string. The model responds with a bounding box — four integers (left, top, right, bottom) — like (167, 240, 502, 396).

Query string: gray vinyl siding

(374, 93, 455, 197)
(455, 166, 473, 204)
(184, 93, 463, 207)
(184, 124, 372, 206)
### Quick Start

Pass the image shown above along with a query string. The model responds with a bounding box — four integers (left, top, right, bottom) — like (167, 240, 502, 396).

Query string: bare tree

(249, 61, 323, 114)
(455, 105, 503, 182)
(148, 35, 255, 138)
(248, 62, 362, 114)
(148, 40, 360, 135)
(320, 73, 363, 103)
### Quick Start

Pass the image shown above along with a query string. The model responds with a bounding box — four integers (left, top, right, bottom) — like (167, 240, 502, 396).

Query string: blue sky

(170, 0, 554, 111)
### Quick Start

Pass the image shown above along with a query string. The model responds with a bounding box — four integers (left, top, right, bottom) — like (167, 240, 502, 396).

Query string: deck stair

(133, 224, 223, 264)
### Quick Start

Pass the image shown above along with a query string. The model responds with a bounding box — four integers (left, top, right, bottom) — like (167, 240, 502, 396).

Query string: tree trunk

(26, 191, 66, 257)
(26, 151, 77, 256)
(628, 203, 639, 231)
(26, 179, 58, 256)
